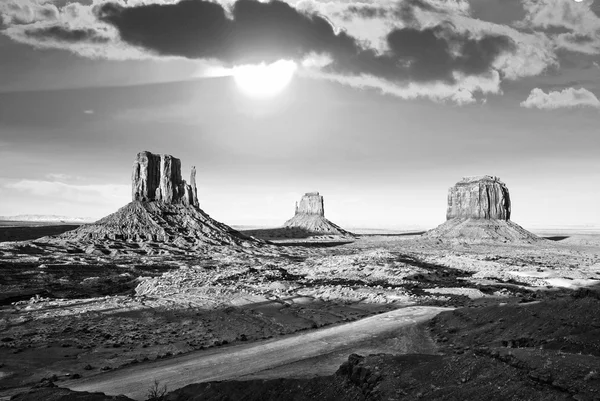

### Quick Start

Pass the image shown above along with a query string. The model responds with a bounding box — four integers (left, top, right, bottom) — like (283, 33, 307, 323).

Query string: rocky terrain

(1, 229, 598, 400)
(1, 168, 599, 400)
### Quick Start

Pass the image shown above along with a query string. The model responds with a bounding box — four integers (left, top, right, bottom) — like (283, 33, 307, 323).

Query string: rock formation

(446, 176, 510, 220)
(58, 151, 261, 251)
(425, 176, 541, 243)
(131, 151, 198, 207)
(295, 191, 325, 216)
(283, 192, 355, 237)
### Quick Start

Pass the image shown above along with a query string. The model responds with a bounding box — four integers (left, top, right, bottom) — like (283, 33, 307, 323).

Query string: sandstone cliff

(131, 151, 199, 207)
(425, 176, 541, 243)
(446, 176, 510, 220)
(295, 192, 325, 216)
(284, 192, 354, 237)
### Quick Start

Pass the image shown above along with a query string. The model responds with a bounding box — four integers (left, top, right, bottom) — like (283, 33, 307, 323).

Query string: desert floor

(1, 226, 599, 400)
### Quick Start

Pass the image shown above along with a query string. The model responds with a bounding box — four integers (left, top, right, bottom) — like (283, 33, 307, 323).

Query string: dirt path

(63, 306, 450, 400)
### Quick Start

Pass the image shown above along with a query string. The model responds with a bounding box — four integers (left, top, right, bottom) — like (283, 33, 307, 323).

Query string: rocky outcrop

(284, 192, 355, 238)
(446, 176, 510, 220)
(295, 192, 325, 216)
(131, 151, 198, 207)
(57, 151, 263, 251)
(61, 201, 258, 247)
(425, 176, 541, 243)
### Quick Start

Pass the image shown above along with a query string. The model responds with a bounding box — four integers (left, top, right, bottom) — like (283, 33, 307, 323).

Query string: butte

(282, 192, 355, 238)
(58, 151, 261, 253)
(424, 175, 541, 243)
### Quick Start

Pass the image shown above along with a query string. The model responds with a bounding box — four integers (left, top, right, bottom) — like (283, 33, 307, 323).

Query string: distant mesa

(59, 151, 260, 250)
(283, 192, 355, 237)
(425, 175, 541, 243)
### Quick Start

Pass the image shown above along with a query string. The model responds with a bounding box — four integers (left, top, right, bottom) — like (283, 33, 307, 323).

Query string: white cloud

(520, 87, 600, 110)
(517, 0, 600, 54)
(301, 69, 502, 105)
(0, 0, 59, 25)
(5, 180, 130, 205)
(1, 0, 154, 59)
(45, 173, 73, 181)
(518, 0, 599, 33)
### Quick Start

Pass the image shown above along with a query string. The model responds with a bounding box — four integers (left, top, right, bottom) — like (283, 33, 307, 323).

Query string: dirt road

(64, 306, 450, 400)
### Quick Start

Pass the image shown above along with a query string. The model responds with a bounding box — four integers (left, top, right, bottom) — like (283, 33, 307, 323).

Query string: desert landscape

(2, 0, 600, 398)
(0, 152, 598, 401)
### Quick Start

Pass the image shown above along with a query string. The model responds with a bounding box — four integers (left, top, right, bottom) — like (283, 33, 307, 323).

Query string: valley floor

(0, 229, 599, 400)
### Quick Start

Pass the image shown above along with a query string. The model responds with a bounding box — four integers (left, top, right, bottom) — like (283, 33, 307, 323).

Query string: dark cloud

(95, 0, 513, 84)
(340, 0, 447, 24)
(561, 33, 595, 45)
(384, 25, 514, 82)
(24, 25, 111, 44)
(341, 5, 391, 21)
(96, 0, 231, 59)
(96, 0, 359, 64)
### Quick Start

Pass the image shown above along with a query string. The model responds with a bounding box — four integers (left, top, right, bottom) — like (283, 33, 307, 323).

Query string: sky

(0, 0, 599, 230)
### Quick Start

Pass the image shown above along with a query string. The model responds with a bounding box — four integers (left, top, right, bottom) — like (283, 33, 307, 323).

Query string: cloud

(45, 173, 75, 181)
(0, 0, 59, 25)
(518, 0, 598, 32)
(520, 87, 600, 109)
(331, 0, 471, 23)
(95, 0, 365, 64)
(1, 0, 151, 59)
(5, 179, 130, 204)
(0, 0, 570, 103)
(303, 69, 502, 105)
(93, 0, 515, 98)
(517, 0, 600, 54)
(23, 24, 111, 44)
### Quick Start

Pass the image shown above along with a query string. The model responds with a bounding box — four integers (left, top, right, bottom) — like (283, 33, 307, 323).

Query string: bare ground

(0, 227, 599, 400)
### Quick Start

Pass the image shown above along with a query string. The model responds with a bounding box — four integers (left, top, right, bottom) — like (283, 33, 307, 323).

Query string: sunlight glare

(233, 60, 297, 98)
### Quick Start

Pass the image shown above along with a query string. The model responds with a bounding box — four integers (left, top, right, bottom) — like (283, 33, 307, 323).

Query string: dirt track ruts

(64, 306, 450, 400)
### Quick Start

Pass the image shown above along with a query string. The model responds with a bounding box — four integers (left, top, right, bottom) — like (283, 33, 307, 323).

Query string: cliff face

(295, 192, 325, 216)
(131, 151, 199, 207)
(446, 176, 511, 221)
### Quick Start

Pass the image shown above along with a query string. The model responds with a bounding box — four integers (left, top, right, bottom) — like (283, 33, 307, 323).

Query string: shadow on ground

(543, 235, 570, 241)
(0, 225, 81, 242)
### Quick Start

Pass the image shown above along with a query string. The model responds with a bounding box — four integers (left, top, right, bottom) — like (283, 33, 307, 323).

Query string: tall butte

(424, 176, 541, 243)
(131, 151, 199, 206)
(61, 151, 259, 250)
(283, 192, 354, 237)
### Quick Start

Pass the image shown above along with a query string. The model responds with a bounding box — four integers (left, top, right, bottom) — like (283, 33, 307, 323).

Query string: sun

(233, 60, 297, 98)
